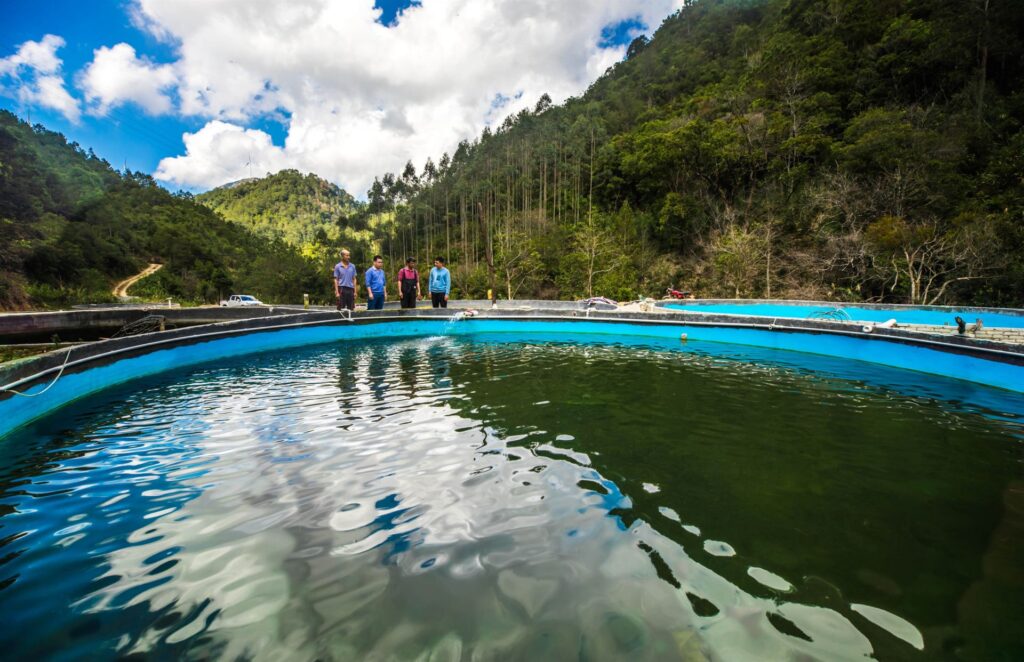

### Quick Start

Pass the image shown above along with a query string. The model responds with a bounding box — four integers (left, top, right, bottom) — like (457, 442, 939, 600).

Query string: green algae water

(0, 333, 1021, 660)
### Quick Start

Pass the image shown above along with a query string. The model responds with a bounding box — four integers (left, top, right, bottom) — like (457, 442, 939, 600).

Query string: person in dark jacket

(397, 257, 421, 309)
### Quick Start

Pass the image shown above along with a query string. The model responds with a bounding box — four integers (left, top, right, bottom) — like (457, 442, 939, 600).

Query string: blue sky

(2, 0, 183, 172)
(0, 0, 672, 194)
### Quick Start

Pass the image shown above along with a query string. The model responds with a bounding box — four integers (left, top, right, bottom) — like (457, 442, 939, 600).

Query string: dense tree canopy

(194, 169, 381, 293)
(368, 0, 1024, 305)
(196, 170, 360, 247)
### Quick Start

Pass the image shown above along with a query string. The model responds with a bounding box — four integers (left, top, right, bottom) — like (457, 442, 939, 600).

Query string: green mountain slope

(196, 169, 361, 247)
(370, 0, 1024, 305)
(0, 111, 322, 309)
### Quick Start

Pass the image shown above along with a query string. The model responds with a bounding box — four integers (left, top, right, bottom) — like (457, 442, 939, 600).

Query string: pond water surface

(0, 333, 1021, 660)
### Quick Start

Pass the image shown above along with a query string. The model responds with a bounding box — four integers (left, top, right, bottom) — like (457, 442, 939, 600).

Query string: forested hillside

(195, 169, 375, 290)
(196, 170, 361, 248)
(0, 111, 321, 309)
(5, 0, 1022, 309)
(192, 169, 380, 286)
(369, 0, 1024, 304)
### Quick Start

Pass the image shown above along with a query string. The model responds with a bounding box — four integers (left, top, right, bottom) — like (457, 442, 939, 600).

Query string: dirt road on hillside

(113, 263, 162, 298)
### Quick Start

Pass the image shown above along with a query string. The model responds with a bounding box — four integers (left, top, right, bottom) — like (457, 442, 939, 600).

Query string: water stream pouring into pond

(441, 310, 475, 334)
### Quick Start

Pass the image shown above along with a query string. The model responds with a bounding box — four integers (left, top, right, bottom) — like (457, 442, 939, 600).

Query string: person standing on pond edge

(429, 257, 451, 308)
(397, 257, 420, 309)
(333, 248, 357, 311)
(365, 255, 387, 311)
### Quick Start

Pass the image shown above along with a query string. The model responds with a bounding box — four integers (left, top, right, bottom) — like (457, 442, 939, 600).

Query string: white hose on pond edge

(1, 346, 74, 398)
(863, 318, 898, 333)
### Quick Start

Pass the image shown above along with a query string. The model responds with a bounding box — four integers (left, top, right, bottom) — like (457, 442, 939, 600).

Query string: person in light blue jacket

(429, 257, 451, 308)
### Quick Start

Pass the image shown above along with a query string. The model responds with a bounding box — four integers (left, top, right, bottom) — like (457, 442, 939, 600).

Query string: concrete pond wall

(2, 303, 1023, 438)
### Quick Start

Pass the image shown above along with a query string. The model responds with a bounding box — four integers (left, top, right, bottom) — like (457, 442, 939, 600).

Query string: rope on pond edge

(1, 346, 74, 398)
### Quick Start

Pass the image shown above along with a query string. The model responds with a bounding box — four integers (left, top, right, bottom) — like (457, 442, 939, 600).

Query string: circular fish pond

(0, 331, 1022, 660)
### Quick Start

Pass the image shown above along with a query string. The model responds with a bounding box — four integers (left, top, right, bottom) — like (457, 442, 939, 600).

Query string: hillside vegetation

(4, 0, 1023, 309)
(195, 169, 380, 289)
(196, 170, 361, 247)
(0, 111, 321, 309)
(369, 0, 1024, 305)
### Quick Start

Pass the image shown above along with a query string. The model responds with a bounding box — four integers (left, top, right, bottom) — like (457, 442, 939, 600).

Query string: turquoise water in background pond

(0, 334, 1022, 659)
(663, 301, 1024, 327)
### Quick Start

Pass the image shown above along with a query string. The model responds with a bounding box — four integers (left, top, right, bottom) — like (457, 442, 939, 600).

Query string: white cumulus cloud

(155, 120, 289, 186)
(136, 0, 683, 193)
(79, 43, 178, 115)
(0, 34, 80, 122)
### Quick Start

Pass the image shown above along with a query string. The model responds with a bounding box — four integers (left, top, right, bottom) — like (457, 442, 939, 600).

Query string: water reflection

(0, 335, 1020, 659)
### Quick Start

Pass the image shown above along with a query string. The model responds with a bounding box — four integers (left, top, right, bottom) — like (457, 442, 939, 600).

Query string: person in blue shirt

(365, 255, 387, 310)
(333, 248, 357, 311)
(429, 256, 451, 308)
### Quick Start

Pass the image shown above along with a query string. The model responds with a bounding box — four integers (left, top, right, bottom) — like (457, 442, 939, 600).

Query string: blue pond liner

(662, 302, 1024, 328)
(1, 317, 1022, 439)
